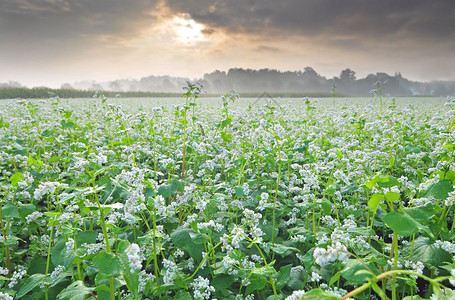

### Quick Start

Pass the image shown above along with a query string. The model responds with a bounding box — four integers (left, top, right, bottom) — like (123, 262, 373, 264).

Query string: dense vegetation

(0, 86, 454, 299)
(0, 87, 180, 100)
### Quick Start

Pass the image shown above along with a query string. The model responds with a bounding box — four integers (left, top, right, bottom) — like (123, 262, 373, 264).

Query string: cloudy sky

(1, 0, 455, 88)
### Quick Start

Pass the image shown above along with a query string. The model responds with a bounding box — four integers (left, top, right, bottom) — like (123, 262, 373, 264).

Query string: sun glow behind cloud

(170, 15, 206, 44)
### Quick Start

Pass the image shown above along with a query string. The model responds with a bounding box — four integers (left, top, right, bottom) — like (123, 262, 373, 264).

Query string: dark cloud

(165, 0, 455, 40)
(0, 0, 161, 45)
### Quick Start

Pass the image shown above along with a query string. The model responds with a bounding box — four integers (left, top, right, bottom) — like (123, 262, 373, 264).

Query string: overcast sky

(1, 0, 455, 88)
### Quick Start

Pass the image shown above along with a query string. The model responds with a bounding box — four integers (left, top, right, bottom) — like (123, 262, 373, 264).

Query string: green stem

(183, 241, 222, 282)
(0, 199, 11, 277)
(45, 225, 55, 300)
(341, 270, 442, 300)
(271, 146, 281, 251)
(253, 243, 278, 300)
(94, 194, 115, 300)
(152, 209, 159, 280)
(391, 232, 398, 300)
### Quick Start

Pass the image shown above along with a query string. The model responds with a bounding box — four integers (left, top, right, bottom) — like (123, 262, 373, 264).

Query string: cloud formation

(166, 0, 455, 38)
(1, 0, 455, 87)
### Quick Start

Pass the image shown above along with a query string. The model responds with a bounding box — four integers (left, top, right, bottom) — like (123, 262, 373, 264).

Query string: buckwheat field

(1, 86, 455, 299)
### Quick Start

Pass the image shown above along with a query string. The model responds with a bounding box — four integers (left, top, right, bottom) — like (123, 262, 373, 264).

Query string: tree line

(2, 67, 455, 98)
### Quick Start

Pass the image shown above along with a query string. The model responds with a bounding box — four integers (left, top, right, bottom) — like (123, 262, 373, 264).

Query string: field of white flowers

(0, 85, 455, 300)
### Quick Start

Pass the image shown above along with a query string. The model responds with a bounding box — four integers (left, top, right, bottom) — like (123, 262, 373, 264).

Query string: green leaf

(270, 244, 300, 257)
(273, 264, 292, 290)
(93, 251, 121, 277)
(75, 231, 98, 245)
(17, 273, 47, 298)
(369, 279, 389, 299)
(321, 200, 332, 215)
(62, 111, 73, 119)
(4, 235, 21, 246)
(299, 288, 340, 299)
(402, 237, 453, 267)
(385, 191, 400, 202)
(378, 176, 400, 188)
(120, 253, 139, 299)
(52, 240, 76, 269)
(365, 180, 376, 189)
(405, 145, 421, 154)
(157, 180, 184, 198)
(368, 193, 384, 211)
(406, 203, 439, 223)
(49, 156, 61, 163)
(382, 211, 419, 236)
(57, 281, 94, 300)
(170, 228, 204, 261)
(220, 131, 232, 142)
(251, 265, 276, 276)
(234, 186, 244, 198)
(245, 276, 267, 295)
(328, 272, 341, 287)
(424, 179, 454, 200)
(302, 248, 315, 270)
(174, 291, 192, 300)
(18, 204, 36, 219)
(94, 284, 112, 299)
(347, 227, 376, 236)
(2, 203, 20, 219)
(61, 120, 74, 129)
(10, 172, 22, 187)
(211, 274, 234, 290)
(340, 259, 377, 284)
(365, 174, 389, 189)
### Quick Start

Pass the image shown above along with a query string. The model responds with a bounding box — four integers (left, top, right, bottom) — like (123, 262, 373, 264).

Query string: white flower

(0, 292, 14, 300)
(65, 238, 75, 252)
(314, 242, 350, 266)
(8, 266, 26, 288)
(50, 265, 66, 279)
(190, 276, 215, 300)
(310, 271, 322, 282)
(126, 243, 142, 273)
(25, 211, 43, 224)
(445, 190, 455, 206)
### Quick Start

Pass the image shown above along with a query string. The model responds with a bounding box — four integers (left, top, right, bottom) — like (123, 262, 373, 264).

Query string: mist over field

(65, 68, 455, 97)
(2, 67, 455, 98)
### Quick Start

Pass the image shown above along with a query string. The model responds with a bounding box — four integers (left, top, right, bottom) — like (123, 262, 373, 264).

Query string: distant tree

(108, 81, 121, 91)
(61, 83, 74, 90)
(161, 78, 175, 91)
(303, 67, 319, 78)
(340, 68, 356, 82)
(90, 83, 104, 91)
(0, 81, 23, 88)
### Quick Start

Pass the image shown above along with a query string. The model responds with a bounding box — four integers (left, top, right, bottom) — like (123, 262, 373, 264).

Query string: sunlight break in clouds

(169, 14, 207, 44)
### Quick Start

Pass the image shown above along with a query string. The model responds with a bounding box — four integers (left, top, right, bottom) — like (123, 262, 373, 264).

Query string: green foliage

(0, 93, 454, 300)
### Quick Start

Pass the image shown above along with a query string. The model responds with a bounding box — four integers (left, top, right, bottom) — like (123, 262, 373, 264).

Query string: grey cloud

(0, 0, 161, 43)
(164, 0, 455, 40)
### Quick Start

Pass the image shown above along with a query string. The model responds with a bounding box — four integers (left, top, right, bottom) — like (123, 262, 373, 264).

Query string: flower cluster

(8, 266, 26, 288)
(126, 243, 142, 273)
(34, 181, 67, 200)
(190, 276, 215, 300)
(313, 242, 350, 266)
